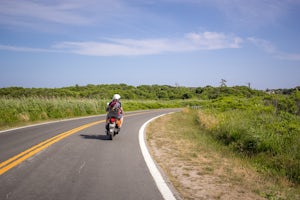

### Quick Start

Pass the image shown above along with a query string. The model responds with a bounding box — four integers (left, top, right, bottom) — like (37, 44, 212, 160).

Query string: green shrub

(195, 96, 300, 184)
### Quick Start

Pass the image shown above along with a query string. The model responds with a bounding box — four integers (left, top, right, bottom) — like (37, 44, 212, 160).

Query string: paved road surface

(0, 109, 179, 200)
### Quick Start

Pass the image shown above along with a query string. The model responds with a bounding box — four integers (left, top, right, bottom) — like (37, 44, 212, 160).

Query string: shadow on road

(80, 134, 110, 140)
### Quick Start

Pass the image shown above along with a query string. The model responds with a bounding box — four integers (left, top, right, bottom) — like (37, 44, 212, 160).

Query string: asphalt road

(0, 109, 179, 200)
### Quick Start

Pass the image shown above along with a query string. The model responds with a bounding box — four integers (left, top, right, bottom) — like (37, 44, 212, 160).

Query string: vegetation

(0, 97, 191, 129)
(0, 83, 299, 188)
(0, 83, 269, 99)
(0, 97, 106, 129)
(197, 96, 300, 185)
(148, 109, 300, 199)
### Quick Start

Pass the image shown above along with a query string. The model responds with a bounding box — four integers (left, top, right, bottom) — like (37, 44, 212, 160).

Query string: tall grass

(0, 97, 199, 129)
(0, 97, 107, 128)
(197, 96, 300, 185)
(122, 99, 202, 110)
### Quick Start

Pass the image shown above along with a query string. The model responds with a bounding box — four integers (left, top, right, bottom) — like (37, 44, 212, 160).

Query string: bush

(195, 96, 300, 184)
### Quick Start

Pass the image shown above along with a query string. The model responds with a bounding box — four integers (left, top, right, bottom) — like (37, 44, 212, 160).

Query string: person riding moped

(105, 94, 124, 132)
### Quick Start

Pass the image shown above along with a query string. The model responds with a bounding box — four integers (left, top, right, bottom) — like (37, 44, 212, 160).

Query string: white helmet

(112, 94, 121, 100)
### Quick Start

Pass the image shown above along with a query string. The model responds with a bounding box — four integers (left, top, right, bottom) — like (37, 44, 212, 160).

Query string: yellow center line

(0, 112, 147, 176)
(0, 120, 103, 175)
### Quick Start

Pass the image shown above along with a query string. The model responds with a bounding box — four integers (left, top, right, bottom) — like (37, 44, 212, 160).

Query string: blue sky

(0, 0, 300, 90)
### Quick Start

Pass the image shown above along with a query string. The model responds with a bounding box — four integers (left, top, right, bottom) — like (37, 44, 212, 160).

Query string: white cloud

(0, 32, 242, 56)
(5, 32, 300, 60)
(248, 37, 300, 61)
(185, 32, 242, 50)
(215, 0, 285, 26)
(173, 0, 299, 28)
(53, 32, 242, 56)
(0, 0, 132, 29)
(0, 1, 92, 26)
(0, 45, 56, 53)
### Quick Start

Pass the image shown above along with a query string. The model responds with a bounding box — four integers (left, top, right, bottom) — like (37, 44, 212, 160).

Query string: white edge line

(139, 113, 177, 200)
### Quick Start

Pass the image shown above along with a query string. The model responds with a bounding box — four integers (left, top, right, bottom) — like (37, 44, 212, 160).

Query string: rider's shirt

(107, 101, 122, 119)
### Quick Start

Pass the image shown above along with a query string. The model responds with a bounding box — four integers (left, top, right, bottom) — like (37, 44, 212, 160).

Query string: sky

(0, 0, 300, 90)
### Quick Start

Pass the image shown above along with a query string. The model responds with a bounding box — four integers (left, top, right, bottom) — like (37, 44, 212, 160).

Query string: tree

(220, 79, 227, 87)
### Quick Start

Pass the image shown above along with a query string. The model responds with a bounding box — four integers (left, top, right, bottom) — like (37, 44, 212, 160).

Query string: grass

(0, 97, 108, 130)
(199, 101, 300, 185)
(147, 109, 300, 199)
(0, 97, 203, 130)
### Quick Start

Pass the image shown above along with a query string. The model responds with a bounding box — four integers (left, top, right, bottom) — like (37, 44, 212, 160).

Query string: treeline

(0, 84, 267, 100)
(266, 86, 300, 95)
(1, 84, 299, 116)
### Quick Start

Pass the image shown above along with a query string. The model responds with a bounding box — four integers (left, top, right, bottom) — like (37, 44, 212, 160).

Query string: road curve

(0, 109, 179, 200)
